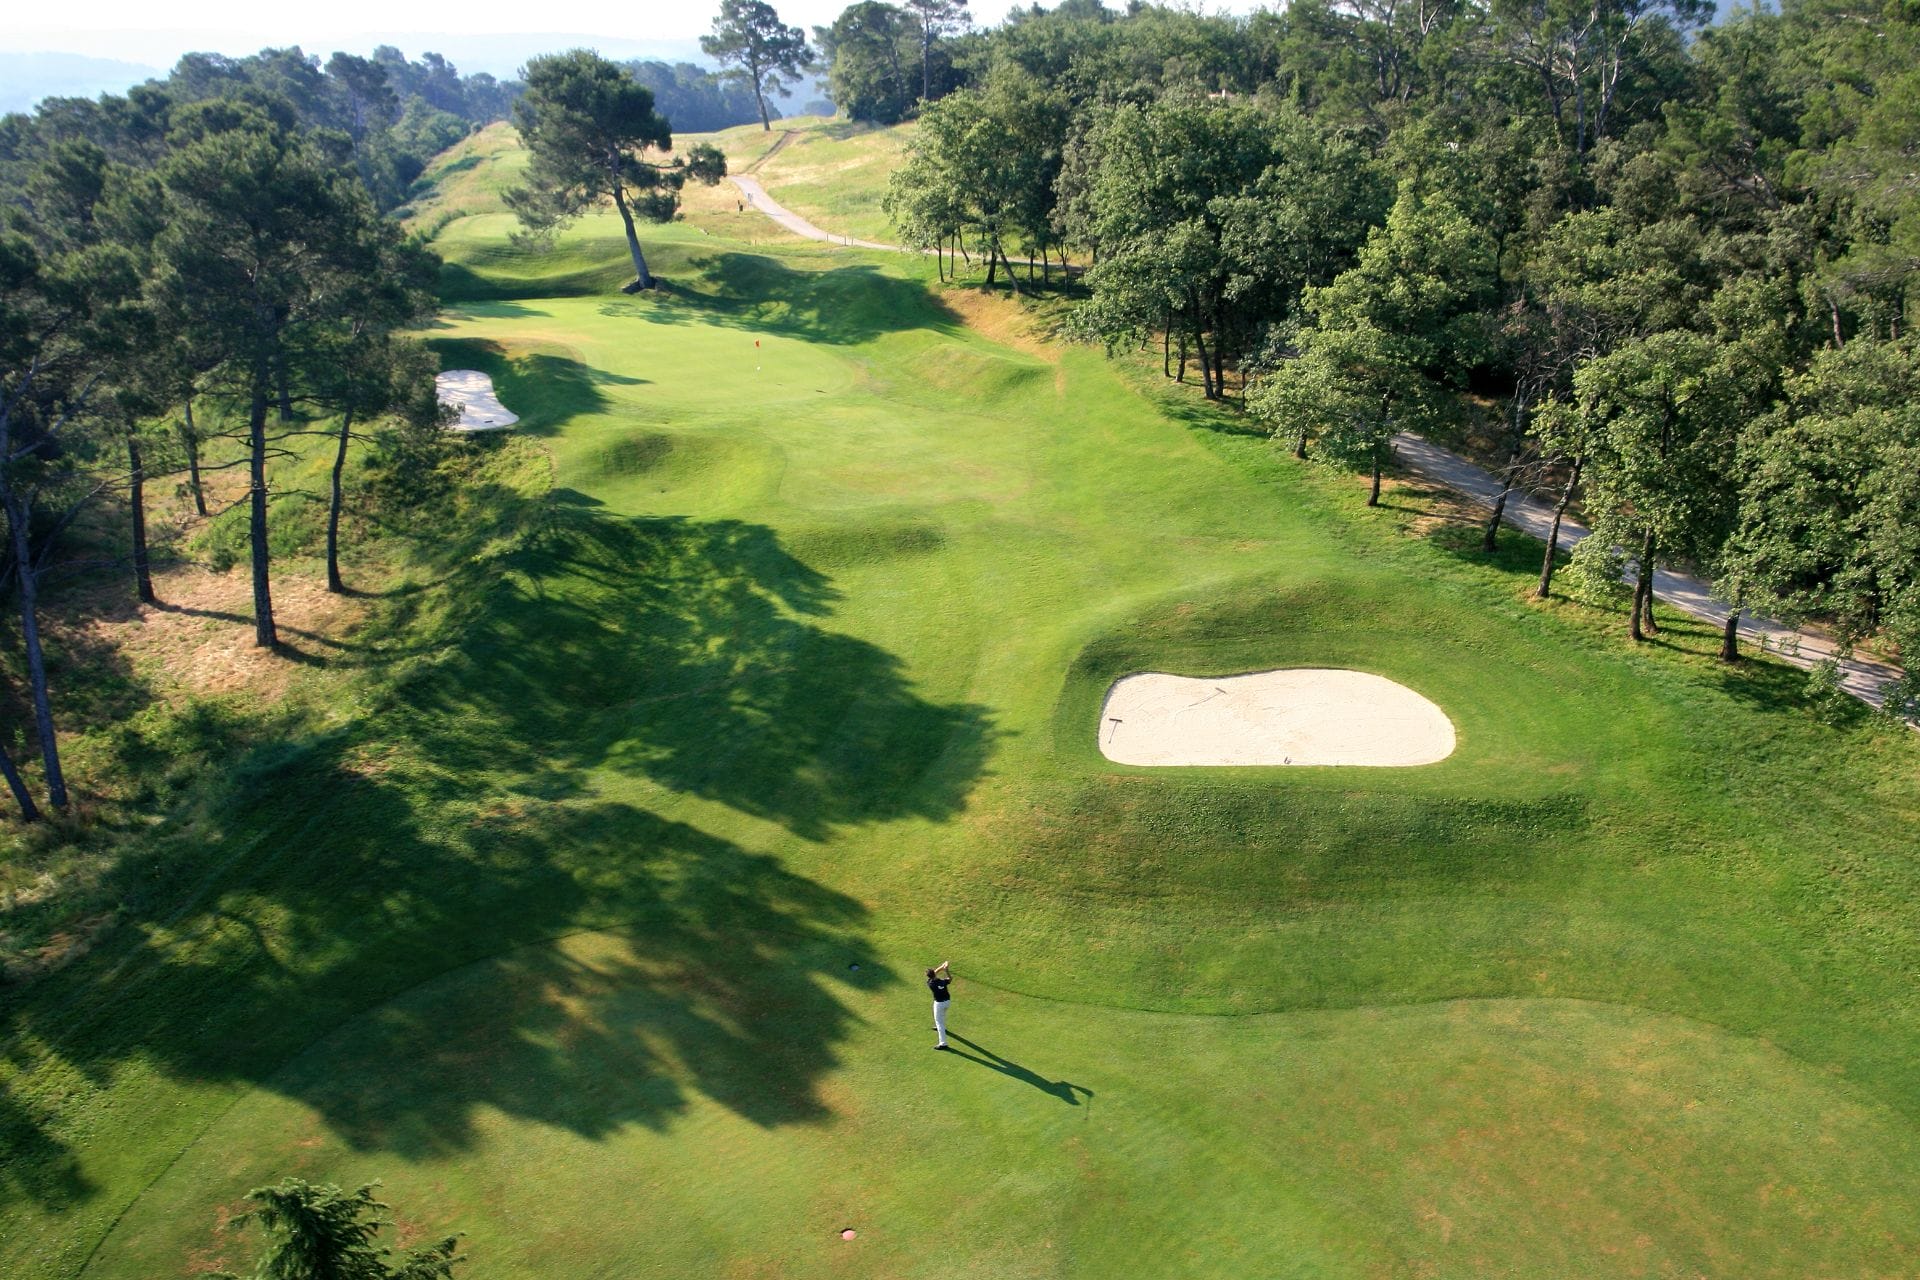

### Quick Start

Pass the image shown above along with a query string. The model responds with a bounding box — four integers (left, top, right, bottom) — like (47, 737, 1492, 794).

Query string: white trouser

(933, 999, 950, 1045)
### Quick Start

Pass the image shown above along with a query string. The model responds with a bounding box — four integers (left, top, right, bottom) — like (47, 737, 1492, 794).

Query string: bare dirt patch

(62, 566, 368, 702)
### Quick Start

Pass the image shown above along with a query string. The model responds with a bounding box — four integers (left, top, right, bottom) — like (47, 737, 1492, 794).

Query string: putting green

(12, 126, 1920, 1279)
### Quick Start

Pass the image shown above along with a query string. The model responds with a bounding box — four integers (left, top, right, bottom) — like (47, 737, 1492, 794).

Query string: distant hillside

(0, 38, 821, 120)
(0, 53, 162, 114)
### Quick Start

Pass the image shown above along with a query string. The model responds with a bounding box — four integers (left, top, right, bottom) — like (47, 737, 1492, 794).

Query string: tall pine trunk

(5, 490, 67, 809)
(1368, 397, 1392, 505)
(1192, 323, 1218, 399)
(1630, 532, 1655, 642)
(1537, 456, 1580, 599)
(611, 185, 654, 290)
(1483, 449, 1523, 552)
(249, 363, 278, 648)
(0, 736, 39, 822)
(128, 434, 154, 605)
(182, 397, 207, 517)
(327, 411, 353, 594)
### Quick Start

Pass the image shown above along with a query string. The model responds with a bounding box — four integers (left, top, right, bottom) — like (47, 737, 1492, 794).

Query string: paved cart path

(729, 175, 1077, 271)
(729, 175, 905, 251)
(1393, 433, 1906, 711)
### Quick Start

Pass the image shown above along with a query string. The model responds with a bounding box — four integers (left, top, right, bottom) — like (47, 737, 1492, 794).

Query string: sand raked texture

(436, 369, 520, 431)
(1099, 669, 1456, 767)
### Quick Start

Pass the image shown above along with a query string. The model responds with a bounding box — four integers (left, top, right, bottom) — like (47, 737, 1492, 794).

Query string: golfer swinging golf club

(927, 960, 953, 1050)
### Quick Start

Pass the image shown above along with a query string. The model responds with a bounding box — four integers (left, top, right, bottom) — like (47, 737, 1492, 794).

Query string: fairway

(11, 124, 1920, 1279)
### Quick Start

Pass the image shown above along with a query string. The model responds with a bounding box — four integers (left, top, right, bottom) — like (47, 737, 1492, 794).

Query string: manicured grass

(7, 133, 1920, 1279)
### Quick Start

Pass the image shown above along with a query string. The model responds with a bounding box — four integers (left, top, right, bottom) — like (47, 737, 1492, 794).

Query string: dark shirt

(928, 976, 951, 1002)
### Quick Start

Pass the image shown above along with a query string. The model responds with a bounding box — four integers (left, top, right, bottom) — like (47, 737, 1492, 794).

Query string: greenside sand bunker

(1100, 669, 1456, 766)
(436, 368, 520, 431)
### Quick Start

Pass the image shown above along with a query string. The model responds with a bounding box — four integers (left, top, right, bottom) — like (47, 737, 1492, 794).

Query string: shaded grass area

(1, 479, 986, 1273)
(0, 408, 550, 977)
(392, 490, 996, 837)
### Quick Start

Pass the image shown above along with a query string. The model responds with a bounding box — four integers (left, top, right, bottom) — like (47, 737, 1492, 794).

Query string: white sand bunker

(1099, 669, 1455, 767)
(436, 369, 520, 431)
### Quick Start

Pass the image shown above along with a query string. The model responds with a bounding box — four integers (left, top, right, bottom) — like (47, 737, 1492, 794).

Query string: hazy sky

(2, 1, 1272, 66)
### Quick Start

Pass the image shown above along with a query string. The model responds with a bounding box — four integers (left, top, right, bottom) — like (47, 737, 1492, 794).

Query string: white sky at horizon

(2, 1, 1273, 68)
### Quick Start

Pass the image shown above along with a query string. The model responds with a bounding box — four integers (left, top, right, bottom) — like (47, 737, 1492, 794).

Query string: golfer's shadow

(946, 1034, 1092, 1107)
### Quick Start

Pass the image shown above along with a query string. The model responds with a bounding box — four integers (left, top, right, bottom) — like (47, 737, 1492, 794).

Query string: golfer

(927, 961, 953, 1050)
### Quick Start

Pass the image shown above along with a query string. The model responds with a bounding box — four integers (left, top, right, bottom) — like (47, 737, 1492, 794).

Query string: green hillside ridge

(6, 123, 1920, 1280)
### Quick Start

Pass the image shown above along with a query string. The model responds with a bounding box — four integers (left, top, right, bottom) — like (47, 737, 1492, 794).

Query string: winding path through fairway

(1392, 433, 1907, 713)
(728, 177, 1074, 274)
(730, 176, 902, 251)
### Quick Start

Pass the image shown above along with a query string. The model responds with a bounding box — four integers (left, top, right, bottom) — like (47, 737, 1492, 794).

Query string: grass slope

(5, 129, 1920, 1279)
(706, 114, 916, 244)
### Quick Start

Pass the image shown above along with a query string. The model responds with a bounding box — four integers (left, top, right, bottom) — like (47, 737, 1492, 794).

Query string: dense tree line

(0, 65, 463, 820)
(860, 0, 1920, 709)
(622, 59, 777, 133)
(8, 48, 775, 217)
(90, 47, 519, 211)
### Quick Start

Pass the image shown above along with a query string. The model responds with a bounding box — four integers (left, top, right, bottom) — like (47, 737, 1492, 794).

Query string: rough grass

(5, 127, 1920, 1280)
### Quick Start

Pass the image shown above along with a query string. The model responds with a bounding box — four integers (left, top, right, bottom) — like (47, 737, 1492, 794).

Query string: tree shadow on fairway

(597, 253, 963, 346)
(265, 799, 897, 1152)
(420, 294, 552, 323)
(437, 262, 611, 306)
(0, 500, 992, 1217)
(1146, 386, 1259, 437)
(945, 1034, 1092, 1107)
(397, 493, 998, 837)
(0, 763, 901, 1211)
(0, 1079, 96, 1211)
